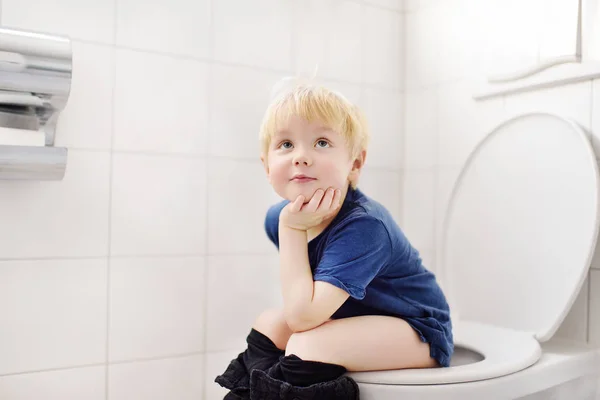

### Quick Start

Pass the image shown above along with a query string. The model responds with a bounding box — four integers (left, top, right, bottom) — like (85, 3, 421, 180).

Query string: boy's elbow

(284, 309, 325, 333)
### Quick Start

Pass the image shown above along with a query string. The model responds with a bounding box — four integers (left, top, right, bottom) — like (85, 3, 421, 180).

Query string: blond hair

(258, 78, 370, 188)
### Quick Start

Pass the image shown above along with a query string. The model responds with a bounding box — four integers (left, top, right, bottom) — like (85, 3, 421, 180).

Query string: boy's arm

(278, 224, 349, 333)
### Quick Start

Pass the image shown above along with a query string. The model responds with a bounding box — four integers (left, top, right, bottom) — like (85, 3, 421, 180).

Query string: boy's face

(262, 115, 358, 202)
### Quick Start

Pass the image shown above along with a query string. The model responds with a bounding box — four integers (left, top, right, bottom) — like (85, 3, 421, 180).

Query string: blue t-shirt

(265, 186, 454, 367)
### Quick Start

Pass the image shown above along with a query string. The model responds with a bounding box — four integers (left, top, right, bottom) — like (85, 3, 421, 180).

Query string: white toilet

(347, 113, 600, 399)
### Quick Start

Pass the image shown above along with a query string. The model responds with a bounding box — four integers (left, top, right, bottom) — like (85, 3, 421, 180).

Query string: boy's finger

(306, 189, 324, 212)
(332, 189, 342, 209)
(291, 195, 304, 212)
(319, 187, 335, 211)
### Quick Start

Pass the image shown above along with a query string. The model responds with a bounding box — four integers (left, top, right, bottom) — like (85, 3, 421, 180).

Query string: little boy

(215, 79, 453, 400)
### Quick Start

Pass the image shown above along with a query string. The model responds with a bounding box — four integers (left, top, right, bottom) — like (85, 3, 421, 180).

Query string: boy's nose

(293, 153, 312, 166)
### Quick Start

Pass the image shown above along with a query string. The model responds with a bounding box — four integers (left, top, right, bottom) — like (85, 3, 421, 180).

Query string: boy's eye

(316, 140, 330, 148)
(279, 141, 293, 149)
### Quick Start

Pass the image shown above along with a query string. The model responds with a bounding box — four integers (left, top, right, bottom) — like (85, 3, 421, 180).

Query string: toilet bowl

(347, 113, 600, 400)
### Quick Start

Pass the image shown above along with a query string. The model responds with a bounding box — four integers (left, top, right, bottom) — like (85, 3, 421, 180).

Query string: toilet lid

(440, 113, 600, 341)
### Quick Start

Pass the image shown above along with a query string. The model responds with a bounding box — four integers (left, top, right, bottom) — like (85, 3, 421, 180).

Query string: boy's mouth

(291, 174, 316, 183)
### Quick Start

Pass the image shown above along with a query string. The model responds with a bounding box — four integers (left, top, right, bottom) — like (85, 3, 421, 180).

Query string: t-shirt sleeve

(313, 216, 391, 300)
(264, 201, 287, 249)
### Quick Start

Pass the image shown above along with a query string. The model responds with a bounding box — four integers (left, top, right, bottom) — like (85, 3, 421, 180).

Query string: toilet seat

(348, 320, 541, 385)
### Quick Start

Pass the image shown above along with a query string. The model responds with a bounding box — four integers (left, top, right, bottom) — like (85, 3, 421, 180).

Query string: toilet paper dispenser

(0, 27, 72, 180)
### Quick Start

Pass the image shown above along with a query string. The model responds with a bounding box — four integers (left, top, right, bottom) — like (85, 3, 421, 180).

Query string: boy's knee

(252, 308, 293, 350)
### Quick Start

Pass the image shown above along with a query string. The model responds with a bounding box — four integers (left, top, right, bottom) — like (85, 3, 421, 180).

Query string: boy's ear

(348, 149, 366, 186)
(352, 149, 366, 171)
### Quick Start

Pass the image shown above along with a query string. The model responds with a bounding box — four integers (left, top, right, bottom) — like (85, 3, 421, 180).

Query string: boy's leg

(215, 308, 293, 397)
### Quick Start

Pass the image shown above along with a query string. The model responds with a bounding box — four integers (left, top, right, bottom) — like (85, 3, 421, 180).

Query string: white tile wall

(0, 151, 110, 259)
(404, 87, 437, 169)
(0, 366, 105, 400)
(56, 42, 115, 150)
(116, 0, 211, 57)
(109, 355, 204, 400)
(402, 170, 435, 252)
(110, 154, 207, 256)
(362, 87, 404, 169)
(114, 50, 210, 154)
(437, 81, 506, 168)
(0, 259, 107, 375)
(364, 5, 403, 89)
(213, 0, 292, 70)
(109, 257, 205, 361)
(294, 0, 363, 83)
(0, 0, 405, 398)
(206, 255, 280, 352)
(207, 159, 280, 254)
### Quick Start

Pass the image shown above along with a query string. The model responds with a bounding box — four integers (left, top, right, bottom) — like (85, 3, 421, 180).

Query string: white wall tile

(403, 0, 442, 12)
(589, 270, 600, 347)
(474, 0, 543, 78)
(505, 81, 593, 133)
(213, 0, 292, 70)
(365, 0, 402, 11)
(0, 366, 105, 400)
(434, 167, 461, 251)
(362, 88, 403, 169)
(419, 249, 437, 275)
(358, 168, 403, 224)
(405, 3, 479, 87)
(56, 42, 114, 150)
(109, 257, 205, 361)
(114, 50, 209, 154)
(404, 87, 436, 169)
(404, 8, 439, 88)
(111, 154, 206, 256)
(116, 0, 210, 58)
(365, 6, 402, 88)
(205, 350, 240, 400)
(554, 276, 589, 343)
(0, 150, 110, 259)
(109, 355, 203, 400)
(402, 169, 435, 250)
(207, 159, 280, 254)
(0, 259, 106, 375)
(1, 0, 115, 43)
(209, 64, 287, 159)
(206, 255, 280, 352)
(438, 81, 506, 168)
(294, 0, 363, 83)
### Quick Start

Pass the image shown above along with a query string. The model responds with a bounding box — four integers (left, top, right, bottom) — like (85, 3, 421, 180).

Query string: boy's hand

(280, 187, 342, 231)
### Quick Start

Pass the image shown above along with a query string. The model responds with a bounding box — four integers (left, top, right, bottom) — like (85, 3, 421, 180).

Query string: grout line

(69, 38, 402, 93)
(105, 2, 118, 397)
(0, 363, 107, 378)
(109, 350, 205, 366)
(0, 351, 206, 379)
(0, 252, 282, 263)
(201, 2, 216, 398)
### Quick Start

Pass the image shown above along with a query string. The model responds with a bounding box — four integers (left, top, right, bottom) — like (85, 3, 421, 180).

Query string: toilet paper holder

(0, 26, 72, 180)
